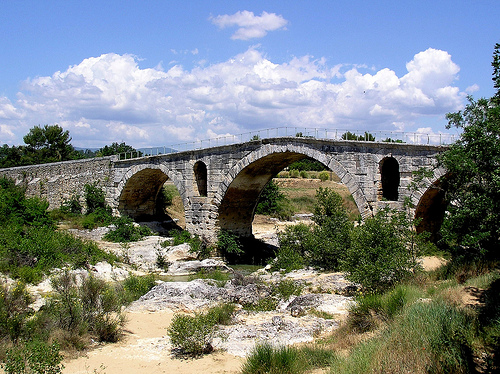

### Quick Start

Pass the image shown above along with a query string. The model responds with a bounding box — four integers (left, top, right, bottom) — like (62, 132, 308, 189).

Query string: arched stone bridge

(0, 137, 447, 241)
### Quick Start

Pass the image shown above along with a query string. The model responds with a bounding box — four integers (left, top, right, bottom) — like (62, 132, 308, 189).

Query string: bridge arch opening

(380, 157, 400, 201)
(194, 161, 208, 197)
(217, 151, 360, 239)
(117, 167, 185, 229)
(414, 177, 448, 243)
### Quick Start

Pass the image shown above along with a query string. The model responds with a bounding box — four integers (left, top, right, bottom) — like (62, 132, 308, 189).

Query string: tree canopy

(437, 43, 500, 260)
(1, 124, 80, 167)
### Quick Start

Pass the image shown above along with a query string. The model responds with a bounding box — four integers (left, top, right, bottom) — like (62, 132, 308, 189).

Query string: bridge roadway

(0, 137, 447, 241)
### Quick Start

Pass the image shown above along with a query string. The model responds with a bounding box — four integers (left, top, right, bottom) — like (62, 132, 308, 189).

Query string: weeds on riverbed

(167, 302, 237, 357)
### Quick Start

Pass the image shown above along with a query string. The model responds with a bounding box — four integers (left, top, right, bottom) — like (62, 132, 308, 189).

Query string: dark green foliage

(217, 229, 243, 257)
(435, 43, 500, 262)
(342, 208, 421, 293)
(121, 274, 156, 303)
(0, 179, 115, 283)
(0, 282, 33, 344)
(96, 142, 141, 158)
(272, 279, 303, 299)
(273, 188, 352, 272)
(288, 158, 328, 171)
(3, 341, 64, 374)
(84, 183, 107, 214)
(103, 216, 152, 242)
(59, 194, 82, 215)
(255, 180, 286, 216)
(1, 125, 80, 168)
(167, 303, 237, 357)
(341, 131, 375, 141)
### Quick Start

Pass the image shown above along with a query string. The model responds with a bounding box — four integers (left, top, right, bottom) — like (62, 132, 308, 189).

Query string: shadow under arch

(216, 146, 368, 238)
(116, 164, 186, 226)
(414, 176, 449, 243)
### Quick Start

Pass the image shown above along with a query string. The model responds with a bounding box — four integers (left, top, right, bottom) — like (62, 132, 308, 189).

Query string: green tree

(255, 180, 286, 215)
(342, 131, 375, 141)
(342, 208, 421, 293)
(436, 43, 500, 261)
(96, 142, 141, 157)
(23, 124, 76, 163)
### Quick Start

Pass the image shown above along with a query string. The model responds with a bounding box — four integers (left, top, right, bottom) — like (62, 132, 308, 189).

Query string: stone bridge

(0, 137, 447, 241)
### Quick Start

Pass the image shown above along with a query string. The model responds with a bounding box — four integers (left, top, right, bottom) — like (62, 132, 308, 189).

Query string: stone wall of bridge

(0, 137, 448, 242)
(0, 156, 117, 211)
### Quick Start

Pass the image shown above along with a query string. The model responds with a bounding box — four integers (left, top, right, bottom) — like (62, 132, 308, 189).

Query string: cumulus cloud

(0, 47, 465, 148)
(211, 11, 288, 40)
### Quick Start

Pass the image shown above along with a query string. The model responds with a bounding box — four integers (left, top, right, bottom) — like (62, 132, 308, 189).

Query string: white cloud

(211, 11, 288, 40)
(0, 47, 466, 148)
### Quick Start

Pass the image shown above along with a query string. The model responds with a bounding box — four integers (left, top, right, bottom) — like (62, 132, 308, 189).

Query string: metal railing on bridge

(118, 127, 457, 160)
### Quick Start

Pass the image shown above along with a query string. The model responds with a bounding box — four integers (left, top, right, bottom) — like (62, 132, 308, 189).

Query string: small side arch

(193, 161, 208, 197)
(380, 157, 400, 201)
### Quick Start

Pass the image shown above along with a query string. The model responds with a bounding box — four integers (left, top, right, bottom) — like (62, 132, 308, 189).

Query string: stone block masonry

(0, 138, 448, 242)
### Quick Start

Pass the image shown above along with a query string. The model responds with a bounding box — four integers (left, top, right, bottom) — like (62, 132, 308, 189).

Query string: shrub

(217, 229, 243, 257)
(318, 171, 329, 181)
(205, 302, 237, 325)
(121, 273, 156, 303)
(241, 343, 304, 374)
(299, 170, 308, 179)
(3, 341, 64, 374)
(60, 194, 82, 215)
(0, 281, 34, 343)
(103, 216, 152, 242)
(255, 180, 286, 216)
(342, 208, 421, 293)
(167, 313, 217, 356)
(272, 279, 303, 300)
(289, 170, 300, 178)
(44, 272, 125, 346)
(84, 183, 107, 214)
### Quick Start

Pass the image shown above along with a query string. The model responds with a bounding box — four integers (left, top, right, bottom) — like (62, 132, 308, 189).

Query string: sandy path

(63, 310, 243, 374)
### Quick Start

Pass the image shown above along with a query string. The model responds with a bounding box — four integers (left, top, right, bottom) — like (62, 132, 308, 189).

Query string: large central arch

(215, 143, 371, 237)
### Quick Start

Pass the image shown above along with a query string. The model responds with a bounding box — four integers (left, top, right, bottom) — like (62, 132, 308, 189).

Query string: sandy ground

(63, 310, 243, 374)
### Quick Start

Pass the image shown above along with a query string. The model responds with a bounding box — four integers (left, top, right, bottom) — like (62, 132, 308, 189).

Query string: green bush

(167, 313, 217, 356)
(84, 183, 106, 214)
(0, 281, 34, 344)
(299, 170, 308, 179)
(289, 170, 300, 178)
(255, 180, 286, 216)
(204, 302, 237, 325)
(44, 272, 125, 346)
(121, 274, 156, 303)
(272, 279, 304, 300)
(217, 229, 243, 257)
(3, 341, 64, 374)
(318, 171, 329, 181)
(60, 194, 82, 215)
(103, 216, 152, 242)
(241, 342, 306, 374)
(342, 208, 421, 293)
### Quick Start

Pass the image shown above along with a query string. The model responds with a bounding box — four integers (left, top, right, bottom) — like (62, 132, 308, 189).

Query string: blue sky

(1, 0, 499, 148)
